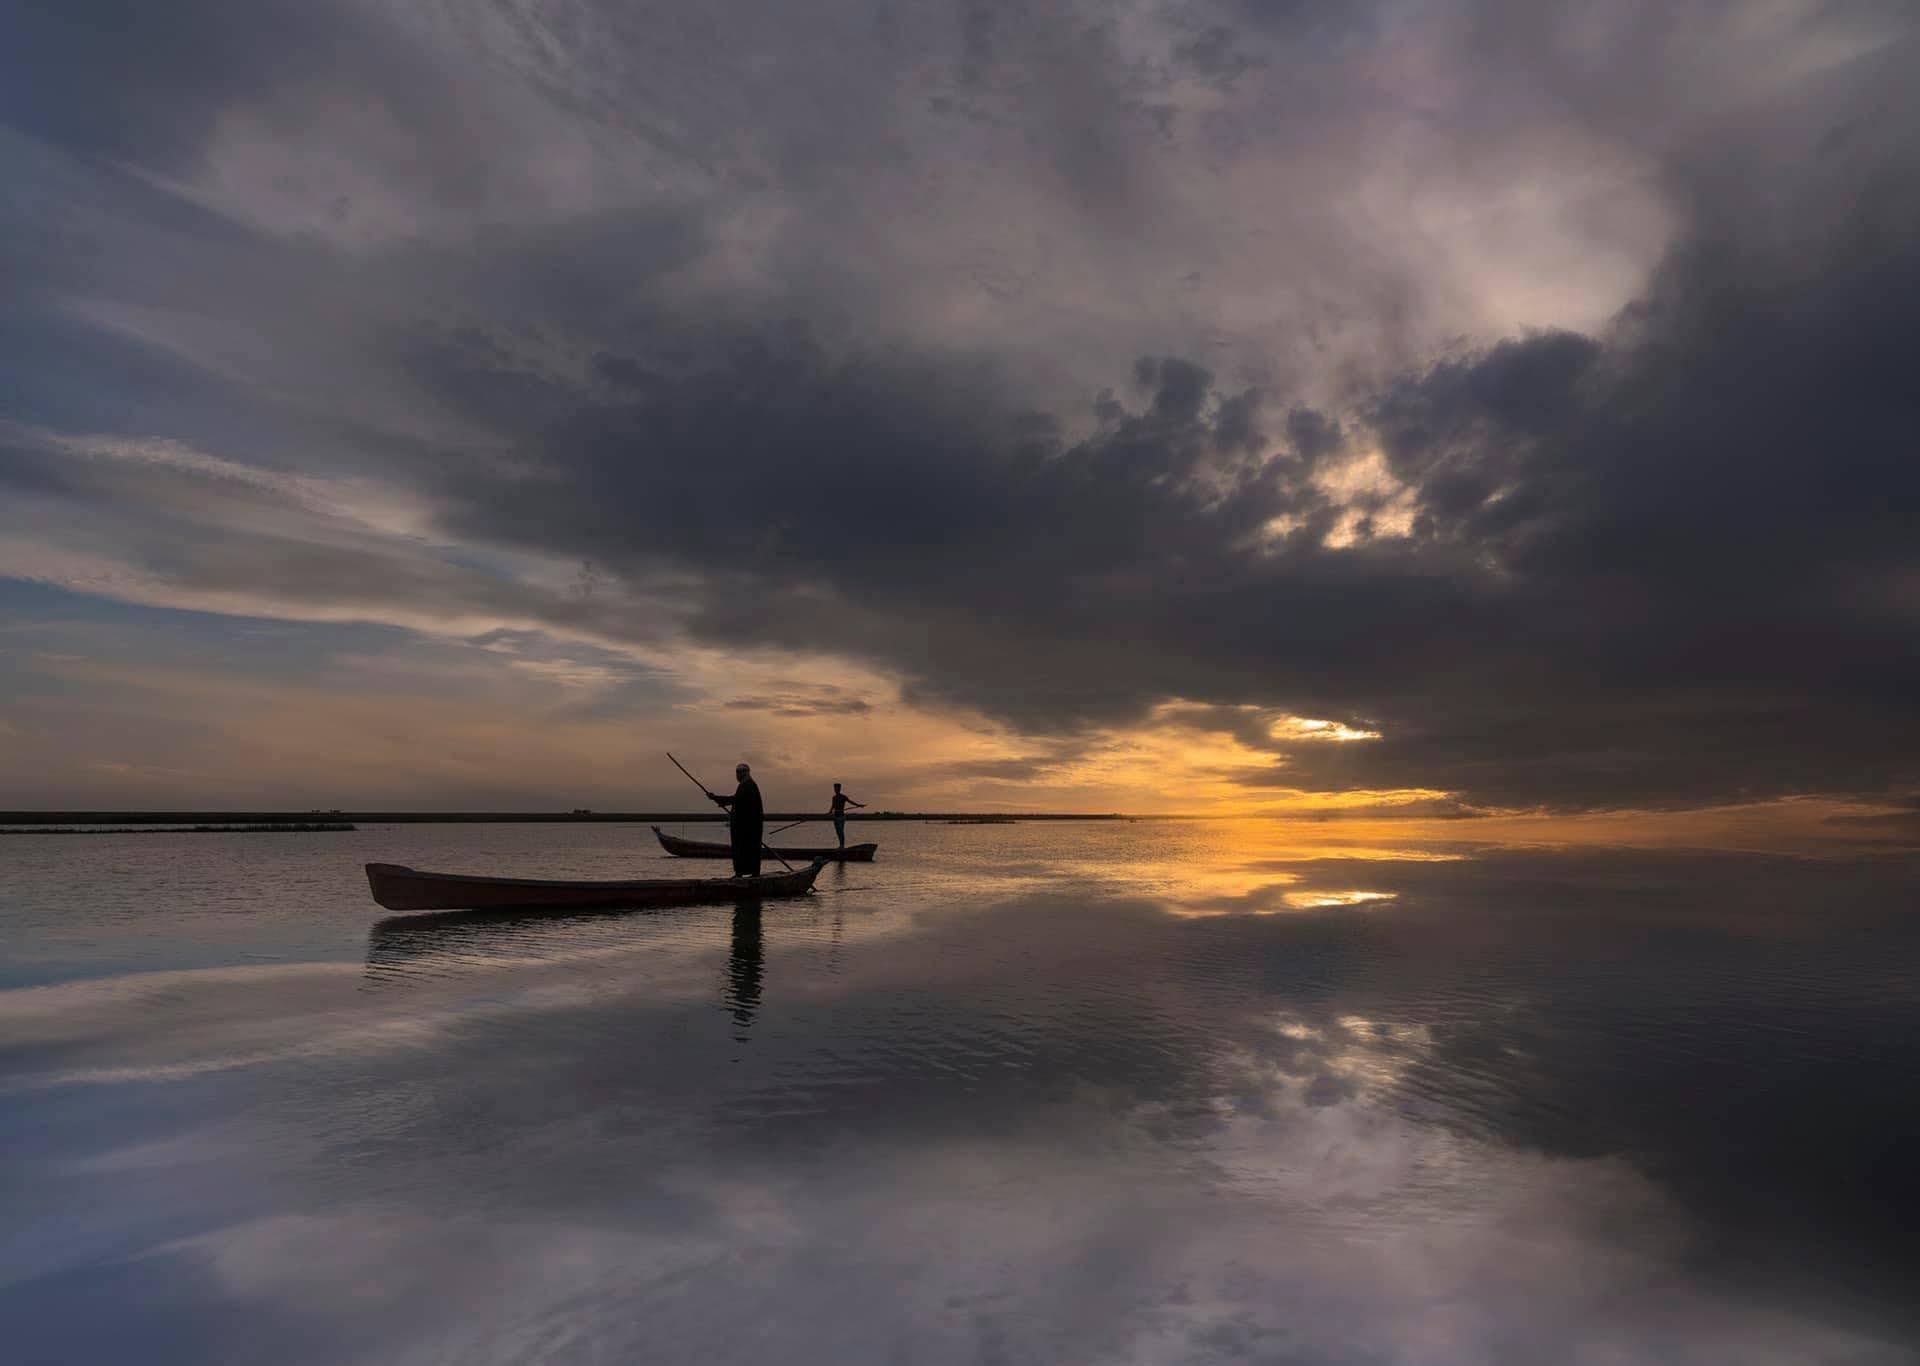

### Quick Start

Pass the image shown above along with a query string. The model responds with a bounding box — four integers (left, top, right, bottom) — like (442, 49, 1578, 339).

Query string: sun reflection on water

(1042, 819, 1452, 915)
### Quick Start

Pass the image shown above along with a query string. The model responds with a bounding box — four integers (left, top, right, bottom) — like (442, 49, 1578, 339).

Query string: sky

(1, 0, 1917, 835)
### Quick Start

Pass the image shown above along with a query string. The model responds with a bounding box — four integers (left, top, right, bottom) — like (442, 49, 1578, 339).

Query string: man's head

(736, 763, 750, 778)
(833, 783, 842, 792)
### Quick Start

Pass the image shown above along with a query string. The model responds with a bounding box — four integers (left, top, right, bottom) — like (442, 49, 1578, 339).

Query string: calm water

(2, 821, 1917, 1364)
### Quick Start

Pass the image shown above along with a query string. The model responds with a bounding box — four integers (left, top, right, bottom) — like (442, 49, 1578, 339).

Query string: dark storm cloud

(431, 212, 1920, 810)
(428, 25, 1920, 808)
(3, 0, 1917, 810)
(426, 334, 1338, 730)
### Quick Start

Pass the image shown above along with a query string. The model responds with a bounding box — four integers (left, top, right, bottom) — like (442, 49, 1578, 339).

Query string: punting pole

(664, 752, 794, 872)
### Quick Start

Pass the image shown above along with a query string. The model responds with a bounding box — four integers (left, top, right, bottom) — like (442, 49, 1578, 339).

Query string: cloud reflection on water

(2, 833, 1917, 1363)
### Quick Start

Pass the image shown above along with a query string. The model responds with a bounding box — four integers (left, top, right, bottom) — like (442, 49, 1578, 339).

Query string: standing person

(828, 782, 865, 849)
(708, 762, 764, 878)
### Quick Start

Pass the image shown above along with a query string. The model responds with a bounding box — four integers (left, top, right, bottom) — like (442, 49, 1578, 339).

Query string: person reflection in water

(726, 902, 764, 1044)
(707, 762, 764, 877)
(828, 782, 865, 849)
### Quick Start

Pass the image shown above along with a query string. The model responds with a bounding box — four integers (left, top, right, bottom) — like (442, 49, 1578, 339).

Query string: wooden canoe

(651, 825, 877, 862)
(364, 859, 825, 912)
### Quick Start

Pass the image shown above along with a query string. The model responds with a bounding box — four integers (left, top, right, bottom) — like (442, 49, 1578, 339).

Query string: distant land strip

(0, 822, 358, 835)
(0, 811, 1139, 826)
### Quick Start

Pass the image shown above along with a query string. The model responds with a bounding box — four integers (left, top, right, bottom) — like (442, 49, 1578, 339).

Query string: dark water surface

(3, 821, 1916, 1364)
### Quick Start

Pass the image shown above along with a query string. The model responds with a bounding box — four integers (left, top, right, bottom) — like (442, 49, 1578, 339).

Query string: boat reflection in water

(365, 901, 673, 977)
(364, 898, 769, 1042)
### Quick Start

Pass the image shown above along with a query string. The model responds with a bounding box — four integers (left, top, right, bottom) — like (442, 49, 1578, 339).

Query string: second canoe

(652, 826, 878, 862)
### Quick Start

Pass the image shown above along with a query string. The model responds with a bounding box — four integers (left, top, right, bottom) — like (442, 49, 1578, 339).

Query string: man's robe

(728, 778, 764, 877)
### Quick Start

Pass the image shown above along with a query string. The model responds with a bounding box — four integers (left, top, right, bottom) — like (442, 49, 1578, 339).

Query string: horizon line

(0, 809, 1163, 824)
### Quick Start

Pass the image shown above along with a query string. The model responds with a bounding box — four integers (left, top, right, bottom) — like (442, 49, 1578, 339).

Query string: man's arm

(707, 791, 732, 809)
(850, 796, 866, 808)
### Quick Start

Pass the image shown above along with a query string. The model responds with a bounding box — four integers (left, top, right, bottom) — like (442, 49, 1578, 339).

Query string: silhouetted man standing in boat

(708, 762, 764, 877)
(828, 782, 865, 849)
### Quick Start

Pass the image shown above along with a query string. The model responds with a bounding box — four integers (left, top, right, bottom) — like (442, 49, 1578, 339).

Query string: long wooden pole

(664, 753, 793, 872)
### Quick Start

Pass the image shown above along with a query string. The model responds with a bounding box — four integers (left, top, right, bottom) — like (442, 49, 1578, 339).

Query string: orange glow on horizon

(4, 653, 1913, 860)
